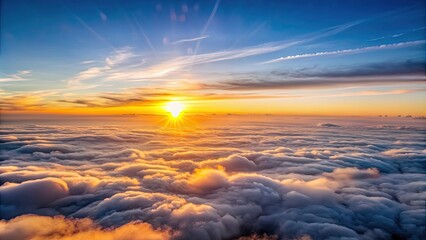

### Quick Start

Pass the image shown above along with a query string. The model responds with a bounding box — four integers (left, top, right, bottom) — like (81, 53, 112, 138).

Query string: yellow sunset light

(165, 101, 184, 118)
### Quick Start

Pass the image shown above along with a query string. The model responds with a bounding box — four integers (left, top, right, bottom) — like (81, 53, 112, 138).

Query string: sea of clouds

(0, 116, 425, 240)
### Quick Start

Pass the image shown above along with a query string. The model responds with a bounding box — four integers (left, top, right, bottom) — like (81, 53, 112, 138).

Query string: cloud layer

(261, 40, 426, 64)
(208, 60, 426, 91)
(1, 116, 425, 239)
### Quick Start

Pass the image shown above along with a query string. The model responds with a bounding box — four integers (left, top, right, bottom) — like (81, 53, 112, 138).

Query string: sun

(165, 101, 184, 118)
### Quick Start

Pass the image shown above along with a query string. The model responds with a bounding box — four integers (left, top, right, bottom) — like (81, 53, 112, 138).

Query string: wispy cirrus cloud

(261, 40, 426, 64)
(368, 34, 402, 42)
(0, 70, 32, 83)
(80, 60, 97, 64)
(368, 26, 425, 42)
(105, 48, 137, 66)
(67, 19, 364, 86)
(67, 47, 141, 86)
(312, 89, 425, 99)
(170, 35, 209, 45)
(104, 41, 299, 81)
(0, 90, 60, 111)
(131, 13, 156, 54)
(75, 41, 296, 83)
(66, 6, 115, 50)
(194, 0, 221, 54)
(103, 22, 365, 82)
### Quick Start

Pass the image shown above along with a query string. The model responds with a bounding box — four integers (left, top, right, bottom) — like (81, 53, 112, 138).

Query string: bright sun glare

(165, 101, 184, 118)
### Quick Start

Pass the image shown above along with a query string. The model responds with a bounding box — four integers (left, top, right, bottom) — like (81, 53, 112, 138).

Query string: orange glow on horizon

(1, 95, 425, 117)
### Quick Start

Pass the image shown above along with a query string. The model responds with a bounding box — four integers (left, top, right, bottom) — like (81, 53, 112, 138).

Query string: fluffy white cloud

(0, 117, 425, 239)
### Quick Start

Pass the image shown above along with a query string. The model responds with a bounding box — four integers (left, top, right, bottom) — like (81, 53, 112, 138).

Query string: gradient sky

(1, 0, 425, 115)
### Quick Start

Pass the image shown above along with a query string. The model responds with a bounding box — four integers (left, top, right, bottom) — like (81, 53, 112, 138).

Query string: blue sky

(0, 0, 425, 115)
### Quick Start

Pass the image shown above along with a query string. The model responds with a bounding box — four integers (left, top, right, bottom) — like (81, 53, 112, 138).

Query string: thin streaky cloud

(80, 60, 97, 64)
(75, 15, 115, 50)
(368, 36, 386, 42)
(131, 14, 156, 54)
(412, 26, 426, 31)
(245, 20, 269, 41)
(315, 89, 424, 98)
(0, 90, 62, 111)
(68, 48, 136, 86)
(103, 20, 366, 82)
(0, 78, 27, 83)
(262, 40, 426, 64)
(368, 31, 406, 42)
(104, 41, 301, 81)
(105, 48, 136, 66)
(259, 89, 424, 100)
(65, 17, 415, 88)
(171, 35, 209, 45)
(194, 0, 220, 54)
(230, 20, 269, 48)
(64, 5, 116, 51)
(0, 70, 31, 83)
(66, 17, 369, 86)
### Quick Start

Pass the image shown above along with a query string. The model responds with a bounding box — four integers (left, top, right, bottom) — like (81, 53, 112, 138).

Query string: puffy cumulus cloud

(0, 116, 425, 239)
(179, 169, 230, 194)
(323, 167, 380, 180)
(382, 148, 426, 159)
(15, 144, 77, 154)
(0, 178, 69, 218)
(0, 215, 168, 240)
(201, 155, 257, 172)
